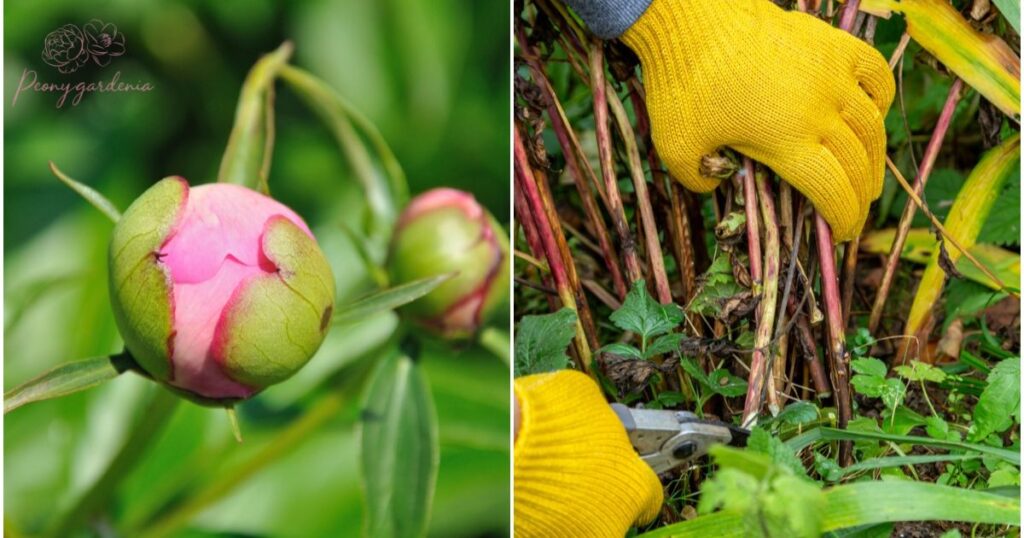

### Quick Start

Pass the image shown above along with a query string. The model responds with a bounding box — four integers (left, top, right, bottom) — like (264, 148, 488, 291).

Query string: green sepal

(217, 216, 336, 388)
(108, 177, 188, 382)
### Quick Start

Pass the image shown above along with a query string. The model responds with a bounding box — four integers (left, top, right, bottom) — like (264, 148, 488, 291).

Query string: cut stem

(743, 161, 781, 425)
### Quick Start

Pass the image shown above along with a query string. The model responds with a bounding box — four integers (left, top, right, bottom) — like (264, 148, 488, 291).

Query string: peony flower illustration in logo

(41, 20, 125, 74)
(41, 24, 90, 74)
(83, 19, 125, 66)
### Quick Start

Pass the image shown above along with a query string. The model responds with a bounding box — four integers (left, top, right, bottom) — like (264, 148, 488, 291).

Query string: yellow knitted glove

(621, 0, 895, 241)
(514, 370, 663, 537)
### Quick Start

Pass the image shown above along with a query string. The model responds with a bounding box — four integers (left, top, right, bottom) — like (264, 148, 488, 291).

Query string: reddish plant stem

(791, 297, 833, 398)
(743, 161, 781, 424)
(816, 215, 853, 464)
(514, 185, 560, 312)
(838, 0, 861, 29)
(514, 126, 594, 374)
(532, 163, 601, 353)
(867, 78, 965, 334)
(629, 80, 699, 303)
(589, 41, 644, 285)
(743, 160, 763, 284)
(840, 236, 861, 328)
(517, 29, 628, 299)
(605, 82, 672, 303)
(809, 0, 858, 467)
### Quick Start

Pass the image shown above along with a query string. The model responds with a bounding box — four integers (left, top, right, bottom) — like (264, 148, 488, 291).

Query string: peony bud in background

(387, 188, 509, 338)
(108, 179, 335, 402)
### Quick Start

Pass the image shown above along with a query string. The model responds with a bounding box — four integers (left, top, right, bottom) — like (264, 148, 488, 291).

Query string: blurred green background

(4, 1, 510, 537)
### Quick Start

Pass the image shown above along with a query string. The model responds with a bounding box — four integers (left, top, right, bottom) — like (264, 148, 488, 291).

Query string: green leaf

(701, 445, 822, 537)
(600, 342, 643, 360)
(609, 280, 683, 343)
(978, 170, 1020, 246)
(746, 428, 806, 478)
(761, 474, 824, 538)
(895, 361, 948, 383)
(880, 378, 907, 411)
(772, 401, 819, 426)
(844, 454, 980, 475)
(987, 467, 1020, 488)
(640, 481, 1020, 537)
(333, 273, 455, 326)
(689, 252, 746, 316)
(49, 388, 179, 537)
(925, 416, 951, 440)
(814, 453, 844, 482)
(645, 333, 686, 358)
(514, 308, 577, 377)
(361, 353, 439, 538)
(48, 162, 121, 223)
(4, 353, 136, 414)
(655, 391, 686, 407)
(850, 358, 888, 378)
(696, 468, 759, 516)
(717, 211, 747, 235)
(851, 374, 886, 398)
(972, 357, 1020, 440)
(708, 369, 748, 397)
(709, 444, 775, 480)
(680, 358, 710, 388)
(820, 481, 1019, 530)
(279, 65, 407, 242)
(993, 0, 1021, 34)
(218, 42, 293, 194)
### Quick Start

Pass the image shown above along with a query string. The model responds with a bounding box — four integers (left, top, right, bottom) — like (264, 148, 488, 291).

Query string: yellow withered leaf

(904, 134, 1020, 341)
(861, 228, 1020, 291)
(856, 0, 1020, 117)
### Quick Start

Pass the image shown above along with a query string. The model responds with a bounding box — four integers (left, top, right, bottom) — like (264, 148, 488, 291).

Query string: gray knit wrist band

(561, 0, 654, 39)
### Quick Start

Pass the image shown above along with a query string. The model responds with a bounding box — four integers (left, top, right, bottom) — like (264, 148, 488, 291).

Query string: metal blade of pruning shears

(611, 404, 750, 474)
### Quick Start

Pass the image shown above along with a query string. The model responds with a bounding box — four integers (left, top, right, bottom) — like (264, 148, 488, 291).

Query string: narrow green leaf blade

(822, 481, 1019, 530)
(638, 482, 1018, 537)
(49, 388, 179, 537)
(361, 353, 440, 538)
(333, 273, 455, 326)
(843, 454, 981, 475)
(218, 42, 294, 193)
(48, 162, 121, 222)
(4, 354, 134, 414)
(787, 427, 1019, 465)
(993, 0, 1021, 34)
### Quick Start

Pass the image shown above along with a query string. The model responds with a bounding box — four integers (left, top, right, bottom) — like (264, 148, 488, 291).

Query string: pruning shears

(611, 404, 751, 474)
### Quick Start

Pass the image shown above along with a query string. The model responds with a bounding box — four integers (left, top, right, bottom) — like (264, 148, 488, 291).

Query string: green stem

(478, 327, 510, 365)
(48, 388, 179, 537)
(278, 64, 400, 243)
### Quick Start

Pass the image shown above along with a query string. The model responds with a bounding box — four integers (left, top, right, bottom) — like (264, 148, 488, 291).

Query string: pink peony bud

(387, 188, 509, 338)
(109, 179, 335, 403)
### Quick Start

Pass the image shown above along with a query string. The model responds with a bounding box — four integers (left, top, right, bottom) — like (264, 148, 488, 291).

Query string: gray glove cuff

(561, 0, 654, 39)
